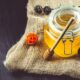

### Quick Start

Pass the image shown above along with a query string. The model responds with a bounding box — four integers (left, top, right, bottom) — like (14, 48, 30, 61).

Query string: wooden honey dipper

(43, 17, 75, 60)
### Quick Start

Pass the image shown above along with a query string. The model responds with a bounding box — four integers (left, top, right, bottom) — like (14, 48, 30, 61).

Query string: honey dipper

(43, 17, 75, 60)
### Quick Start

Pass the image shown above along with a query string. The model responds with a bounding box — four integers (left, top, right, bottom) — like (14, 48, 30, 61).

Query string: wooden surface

(0, 0, 80, 80)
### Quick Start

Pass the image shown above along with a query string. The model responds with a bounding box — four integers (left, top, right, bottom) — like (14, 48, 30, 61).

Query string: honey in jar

(44, 6, 80, 58)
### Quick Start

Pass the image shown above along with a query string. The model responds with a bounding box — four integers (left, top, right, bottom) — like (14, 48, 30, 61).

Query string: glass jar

(44, 5, 80, 58)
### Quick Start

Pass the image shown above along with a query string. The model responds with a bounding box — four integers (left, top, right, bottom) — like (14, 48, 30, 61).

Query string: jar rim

(48, 6, 80, 37)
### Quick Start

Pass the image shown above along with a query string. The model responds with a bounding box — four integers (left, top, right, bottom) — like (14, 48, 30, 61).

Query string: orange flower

(26, 33, 38, 45)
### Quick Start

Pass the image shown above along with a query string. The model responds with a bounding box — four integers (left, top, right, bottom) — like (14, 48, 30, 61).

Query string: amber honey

(44, 6, 80, 58)
(44, 27, 80, 58)
(56, 14, 76, 27)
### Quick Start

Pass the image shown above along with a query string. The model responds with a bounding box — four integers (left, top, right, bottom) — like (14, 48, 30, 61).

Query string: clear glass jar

(44, 5, 80, 58)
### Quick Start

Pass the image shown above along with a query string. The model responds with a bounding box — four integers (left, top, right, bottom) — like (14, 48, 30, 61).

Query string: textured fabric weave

(4, 0, 80, 79)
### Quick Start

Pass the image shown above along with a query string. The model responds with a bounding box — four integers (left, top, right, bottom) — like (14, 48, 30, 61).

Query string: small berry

(44, 6, 52, 15)
(34, 5, 43, 14)
(26, 33, 38, 45)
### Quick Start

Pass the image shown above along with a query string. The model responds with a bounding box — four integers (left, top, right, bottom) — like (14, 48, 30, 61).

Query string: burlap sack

(4, 0, 80, 79)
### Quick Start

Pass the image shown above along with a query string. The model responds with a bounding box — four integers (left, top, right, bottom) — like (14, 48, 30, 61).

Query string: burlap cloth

(3, 0, 80, 79)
